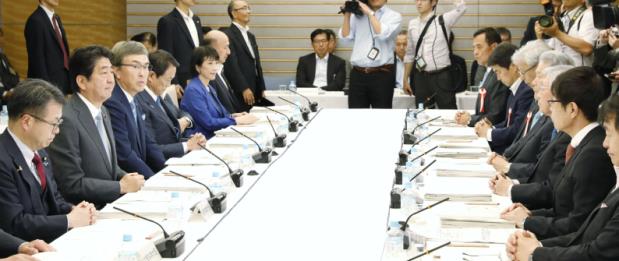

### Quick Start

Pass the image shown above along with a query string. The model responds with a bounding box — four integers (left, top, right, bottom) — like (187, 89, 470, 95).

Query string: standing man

(339, 0, 402, 108)
(24, 0, 71, 94)
(224, 0, 272, 110)
(0, 80, 96, 243)
(0, 27, 20, 106)
(157, 0, 205, 87)
(403, 0, 466, 109)
(295, 28, 346, 91)
(204, 30, 243, 114)
(48, 46, 145, 209)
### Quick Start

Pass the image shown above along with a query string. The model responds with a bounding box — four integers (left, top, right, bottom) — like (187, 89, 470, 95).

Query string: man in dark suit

(295, 29, 346, 91)
(0, 80, 95, 243)
(24, 0, 70, 94)
(455, 28, 509, 127)
(223, 0, 273, 110)
(501, 67, 615, 240)
(104, 41, 166, 179)
(0, 229, 53, 259)
(204, 30, 243, 114)
(0, 27, 20, 107)
(47, 46, 145, 209)
(506, 94, 619, 261)
(137, 50, 206, 159)
(157, 0, 204, 87)
(474, 43, 534, 154)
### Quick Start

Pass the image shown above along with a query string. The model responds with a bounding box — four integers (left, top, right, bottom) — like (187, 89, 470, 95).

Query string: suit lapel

(71, 97, 113, 173)
(568, 188, 619, 245)
(308, 55, 317, 84)
(554, 127, 599, 192)
(172, 9, 197, 48)
(326, 55, 336, 85)
(1, 131, 43, 197)
(230, 25, 255, 60)
(37, 7, 64, 53)
(139, 93, 177, 134)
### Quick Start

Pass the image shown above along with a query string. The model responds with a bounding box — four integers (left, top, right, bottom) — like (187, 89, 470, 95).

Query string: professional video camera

(591, 0, 619, 30)
(338, 0, 368, 16)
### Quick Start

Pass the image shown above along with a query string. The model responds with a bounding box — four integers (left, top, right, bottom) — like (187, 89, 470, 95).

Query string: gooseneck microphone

(398, 145, 438, 166)
(399, 197, 449, 249)
(230, 127, 273, 163)
(278, 96, 310, 122)
(113, 206, 186, 258)
(267, 116, 286, 148)
(168, 170, 228, 214)
(412, 128, 442, 146)
(198, 144, 244, 187)
(409, 159, 436, 182)
(288, 89, 318, 112)
(264, 106, 299, 132)
(403, 116, 441, 144)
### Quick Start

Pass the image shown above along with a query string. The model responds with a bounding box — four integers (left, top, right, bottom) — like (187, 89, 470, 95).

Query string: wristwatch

(369, 11, 375, 16)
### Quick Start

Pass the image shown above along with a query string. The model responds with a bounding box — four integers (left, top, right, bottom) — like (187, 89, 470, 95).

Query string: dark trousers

(412, 68, 457, 109)
(348, 68, 395, 108)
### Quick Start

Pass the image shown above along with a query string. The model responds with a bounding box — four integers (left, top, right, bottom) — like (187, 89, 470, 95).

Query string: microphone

(230, 127, 272, 164)
(399, 197, 449, 249)
(113, 206, 186, 258)
(198, 144, 244, 187)
(398, 145, 438, 166)
(264, 106, 299, 132)
(407, 241, 451, 260)
(168, 171, 227, 213)
(413, 128, 441, 146)
(278, 96, 310, 122)
(409, 159, 436, 182)
(267, 116, 286, 148)
(288, 89, 318, 112)
(412, 108, 426, 119)
(395, 146, 438, 185)
(403, 116, 441, 144)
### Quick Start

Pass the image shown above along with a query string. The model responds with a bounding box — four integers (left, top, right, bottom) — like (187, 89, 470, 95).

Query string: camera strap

(414, 15, 437, 59)
(565, 5, 586, 33)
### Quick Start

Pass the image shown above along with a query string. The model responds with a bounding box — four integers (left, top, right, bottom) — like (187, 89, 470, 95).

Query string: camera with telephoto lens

(538, 15, 555, 28)
(591, 0, 619, 30)
(338, 0, 368, 16)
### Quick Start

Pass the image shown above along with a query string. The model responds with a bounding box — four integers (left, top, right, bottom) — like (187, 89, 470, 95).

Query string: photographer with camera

(403, 0, 466, 109)
(591, 0, 619, 96)
(535, 0, 599, 66)
(339, 0, 402, 108)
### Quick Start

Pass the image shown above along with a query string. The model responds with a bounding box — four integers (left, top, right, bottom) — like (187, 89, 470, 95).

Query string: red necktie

(51, 15, 69, 70)
(32, 154, 47, 191)
(479, 88, 487, 113)
(565, 145, 575, 164)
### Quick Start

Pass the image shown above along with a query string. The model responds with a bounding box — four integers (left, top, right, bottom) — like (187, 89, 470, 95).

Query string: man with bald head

(205, 30, 243, 114)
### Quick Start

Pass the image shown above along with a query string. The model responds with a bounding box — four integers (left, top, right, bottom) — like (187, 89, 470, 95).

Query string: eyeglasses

(312, 39, 329, 45)
(24, 113, 63, 132)
(547, 99, 562, 106)
(120, 63, 152, 71)
(518, 65, 536, 77)
(234, 6, 251, 12)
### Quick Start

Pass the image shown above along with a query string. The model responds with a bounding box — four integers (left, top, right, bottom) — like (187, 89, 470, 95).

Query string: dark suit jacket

(104, 85, 166, 178)
(157, 8, 204, 87)
(47, 95, 126, 208)
(0, 229, 24, 258)
(212, 73, 243, 114)
(505, 116, 554, 181)
(24, 6, 70, 94)
(524, 126, 616, 239)
(295, 53, 346, 91)
(223, 24, 268, 110)
(489, 81, 534, 154)
(469, 70, 509, 127)
(135, 91, 193, 159)
(511, 132, 570, 210)
(0, 131, 73, 242)
(533, 187, 619, 260)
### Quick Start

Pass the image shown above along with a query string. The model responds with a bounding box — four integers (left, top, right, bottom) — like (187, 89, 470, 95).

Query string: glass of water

(278, 84, 287, 92)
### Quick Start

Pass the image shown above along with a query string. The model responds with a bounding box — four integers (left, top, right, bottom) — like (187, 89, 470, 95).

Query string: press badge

(367, 47, 379, 60)
(415, 56, 427, 70)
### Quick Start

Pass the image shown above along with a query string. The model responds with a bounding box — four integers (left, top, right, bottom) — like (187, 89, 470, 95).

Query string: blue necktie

(530, 112, 542, 129)
(551, 128, 558, 141)
(129, 100, 138, 126)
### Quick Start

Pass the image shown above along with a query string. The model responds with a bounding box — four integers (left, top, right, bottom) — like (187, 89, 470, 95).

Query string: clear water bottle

(167, 192, 184, 228)
(416, 103, 428, 121)
(293, 99, 302, 121)
(211, 171, 225, 194)
(401, 183, 423, 213)
(240, 144, 253, 168)
(406, 112, 418, 132)
(288, 80, 297, 92)
(385, 221, 406, 259)
(117, 234, 139, 261)
(0, 105, 8, 126)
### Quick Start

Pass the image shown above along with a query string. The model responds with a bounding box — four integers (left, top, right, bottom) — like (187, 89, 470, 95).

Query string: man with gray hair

(104, 41, 166, 179)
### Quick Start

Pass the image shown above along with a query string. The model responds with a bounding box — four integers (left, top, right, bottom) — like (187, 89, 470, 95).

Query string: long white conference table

(35, 108, 512, 261)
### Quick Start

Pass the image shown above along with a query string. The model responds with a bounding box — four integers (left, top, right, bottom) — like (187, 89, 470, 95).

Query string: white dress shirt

(404, 0, 466, 71)
(233, 22, 256, 58)
(176, 7, 200, 48)
(546, 8, 599, 66)
(40, 5, 62, 37)
(395, 56, 405, 89)
(570, 122, 599, 148)
(313, 54, 329, 87)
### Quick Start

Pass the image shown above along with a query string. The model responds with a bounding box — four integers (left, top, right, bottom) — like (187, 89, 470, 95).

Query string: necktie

(530, 111, 542, 129)
(32, 153, 47, 191)
(565, 144, 576, 164)
(51, 16, 69, 70)
(95, 112, 112, 164)
(129, 100, 138, 126)
(155, 97, 166, 113)
(551, 128, 558, 141)
(159, 97, 181, 139)
(479, 69, 491, 87)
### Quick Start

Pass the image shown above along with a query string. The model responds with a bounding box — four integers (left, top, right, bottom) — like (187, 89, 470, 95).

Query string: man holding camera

(535, 0, 599, 66)
(339, 0, 402, 108)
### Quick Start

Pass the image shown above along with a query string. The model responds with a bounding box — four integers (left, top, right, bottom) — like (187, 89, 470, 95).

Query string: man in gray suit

(48, 46, 145, 209)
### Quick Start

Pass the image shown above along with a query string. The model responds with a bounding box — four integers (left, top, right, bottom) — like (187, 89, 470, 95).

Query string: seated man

(455, 28, 509, 127)
(506, 94, 619, 261)
(490, 66, 573, 210)
(136, 50, 206, 159)
(295, 28, 346, 91)
(1, 229, 53, 259)
(104, 41, 166, 179)
(474, 43, 534, 154)
(181, 46, 257, 138)
(47, 46, 145, 209)
(501, 66, 615, 240)
(0, 80, 95, 243)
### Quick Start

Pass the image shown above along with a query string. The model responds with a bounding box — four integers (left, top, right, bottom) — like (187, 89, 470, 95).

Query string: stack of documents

(424, 178, 493, 202)
(434, 148, 489, 159)
(440, 216, 514, 229)
(214, 125, 272, 139)
(98, 191, 203, 219)
(433, 228, 515, 244)
(435, 164, 496, 178)
(429, 127, 478, 140)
